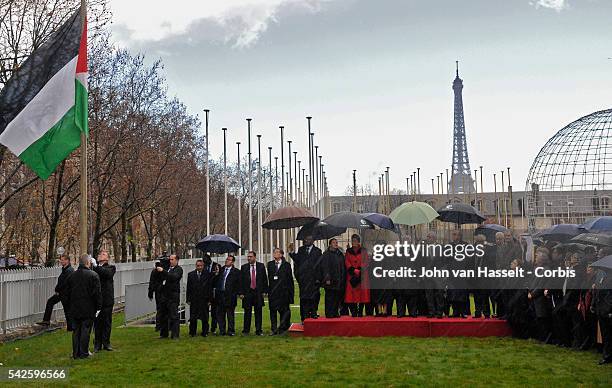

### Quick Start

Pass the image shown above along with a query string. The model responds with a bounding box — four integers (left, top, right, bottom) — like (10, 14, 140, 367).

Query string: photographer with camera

(148, 251, 169, 331)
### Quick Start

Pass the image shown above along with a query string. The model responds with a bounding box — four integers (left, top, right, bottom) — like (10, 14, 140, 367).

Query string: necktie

(222, 268, 229, 290)
(197, 271, 201, 280)
(251, 265, 256, 289)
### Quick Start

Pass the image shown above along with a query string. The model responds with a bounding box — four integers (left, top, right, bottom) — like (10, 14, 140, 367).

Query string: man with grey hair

(63, 254, 102, 359)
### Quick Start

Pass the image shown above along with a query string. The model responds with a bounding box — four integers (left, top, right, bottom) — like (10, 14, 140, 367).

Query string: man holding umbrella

(289, 235, 323, 321)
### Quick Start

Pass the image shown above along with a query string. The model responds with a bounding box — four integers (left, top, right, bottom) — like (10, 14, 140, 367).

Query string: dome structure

(526, 108, 612, 229)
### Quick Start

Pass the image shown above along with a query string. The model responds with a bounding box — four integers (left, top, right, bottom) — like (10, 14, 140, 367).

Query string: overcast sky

(108, 0, 612, 195)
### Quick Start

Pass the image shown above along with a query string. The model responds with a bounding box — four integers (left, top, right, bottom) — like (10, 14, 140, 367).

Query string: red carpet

(303, 316, 512, 337)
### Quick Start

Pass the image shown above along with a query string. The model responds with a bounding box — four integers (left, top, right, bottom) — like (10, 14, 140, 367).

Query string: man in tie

(156, 254, 183, 339)
(239, 251, 268, 335)
(290, 235, 322, 321)
(214, 255, 240, 336)
(202, 255, 221, 334)
(186, 259, 215, 337)
(268, 248, 294, 335)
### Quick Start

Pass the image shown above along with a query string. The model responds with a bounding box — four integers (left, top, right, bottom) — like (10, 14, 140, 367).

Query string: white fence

(0, 259, 198, 334)
(0, 254, 273, 334)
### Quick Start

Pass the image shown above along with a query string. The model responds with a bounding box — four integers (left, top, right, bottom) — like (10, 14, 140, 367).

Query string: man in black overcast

(38, 254, 74, 328)
(156, 254, 183, 339)
(93, 249, 116, 351)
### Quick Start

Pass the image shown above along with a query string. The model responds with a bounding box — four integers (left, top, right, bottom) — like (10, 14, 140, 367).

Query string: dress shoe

(269, 331, 278, 336)
(36, 321, 50, 326)
(473, 313, 482, 318)
(201, 333, 208, 337)
(103, 345, 113, 351)
(255, 331, 263, 336)
(93, 345, 101, 352)
(228, 333, 235, 337)
(598, 358, 611, 365)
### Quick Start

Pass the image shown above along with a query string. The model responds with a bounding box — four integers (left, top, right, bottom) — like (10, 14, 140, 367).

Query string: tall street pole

(237, 142, 242, 261)
(247, 118, 253, 251)
(268, 146, 274, 257)
(257, 135, 263, 261)
(205, 109, 210, 236)
(223, 128, 228, 235)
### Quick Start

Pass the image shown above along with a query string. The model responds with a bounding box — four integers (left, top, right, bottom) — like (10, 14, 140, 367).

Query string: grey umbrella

(323, 211, 374, 229)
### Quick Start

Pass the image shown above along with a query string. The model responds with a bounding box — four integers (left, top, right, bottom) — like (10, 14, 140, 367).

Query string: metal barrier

(0, 259, 198, 334)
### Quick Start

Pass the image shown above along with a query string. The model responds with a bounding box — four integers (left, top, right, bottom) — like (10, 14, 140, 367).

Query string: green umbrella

(389, 201, 439, 226)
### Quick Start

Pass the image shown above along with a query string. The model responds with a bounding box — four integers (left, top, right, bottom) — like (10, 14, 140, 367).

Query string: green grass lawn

(1, 304, 610, 387)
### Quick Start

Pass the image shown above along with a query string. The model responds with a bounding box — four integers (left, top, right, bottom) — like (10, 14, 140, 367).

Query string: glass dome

(525, 108, 612, 229)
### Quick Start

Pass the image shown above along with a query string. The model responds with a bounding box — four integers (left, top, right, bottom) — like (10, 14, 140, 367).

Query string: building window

(602, 197, 610, 210)
(333, 203, 341, 213)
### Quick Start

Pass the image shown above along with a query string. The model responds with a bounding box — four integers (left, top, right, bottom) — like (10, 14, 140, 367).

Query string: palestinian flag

(0, 8, 87, 180)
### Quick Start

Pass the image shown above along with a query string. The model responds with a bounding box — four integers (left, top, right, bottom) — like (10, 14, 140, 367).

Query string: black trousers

(536, 316, 552, 342)
(473, 290, 491, 317)
(217, 305, 236, 335)
(599, 314, 612, 361)
(43, 294, 72, 328)
(94, 306, 113, 347)
(270, 304, 291, 333)
(300, 296, 318, 320)
(347, 303, 367, 317)
(72, 318, 93, 359)
(154, 294, 163, 331)
(210, 301, 218, 332)
(426, 289, 446, 317)
(189, 303, 209, 336)
(243, 291, 263, 333)
(159, 298, 180, 338)
(324, 289, 343, 318)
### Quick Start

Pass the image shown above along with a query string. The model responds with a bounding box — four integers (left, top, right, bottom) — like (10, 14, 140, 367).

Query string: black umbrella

(323, 211, 374, 229)
(590, 255, 612, 271)
(297, 221, 346, 241)
(262, 206, 318, 230)
(436, 203, 486, 225)
(196, 234, 240, 254)
(362, 212, 396, 231)
(534, 224, 581, 242)
(474, 224, 509, 243)
(571, 233, 612, 247)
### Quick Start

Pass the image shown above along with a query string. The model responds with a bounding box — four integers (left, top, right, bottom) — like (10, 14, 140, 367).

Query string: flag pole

(79, 0, 88, 256)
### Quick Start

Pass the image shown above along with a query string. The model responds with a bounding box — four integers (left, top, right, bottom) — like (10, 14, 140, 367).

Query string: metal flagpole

(297, 160, 302, 206)
(223, 128, 228, 235)
(257, 135, 263, 261)
(307, 117, 313, 209)
(268, 146, 274, 258)
(275, 156, 279, 247)
(280, 127, 286, 251)
(204, 109, 210, 237)
(315, 146, 319, 216)
(294, 152, 298, 205)
(247, 119, 253, 251)
(79, 0, 88, 255)
(237, 142, 242, 261)
(288, 140, 292, 204)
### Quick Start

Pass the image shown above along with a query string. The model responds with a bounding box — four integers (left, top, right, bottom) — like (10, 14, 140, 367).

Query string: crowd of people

(37, 230, 611, 366)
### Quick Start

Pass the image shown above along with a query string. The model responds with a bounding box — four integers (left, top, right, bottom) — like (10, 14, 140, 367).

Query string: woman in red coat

(344, 234, 370, 317)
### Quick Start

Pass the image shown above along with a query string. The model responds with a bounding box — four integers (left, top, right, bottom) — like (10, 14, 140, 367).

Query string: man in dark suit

(214, 255, 240, 336)
(38, 254, 74, 328)
(201, 255, 221, 334)
(64, 254, 102, 359)
(148, 256, 168, 332)
(239, 251, 268, 335)
(186, 258, 216, 337)
(93, 250, 116, 351)
(319, 239, 345, 318)
(529, 247, 554, 344)
(156, 254, 183, 339)
(268, 248, 294, 335)
(594, 267, 612, 364)
(290, 235, 322, 321)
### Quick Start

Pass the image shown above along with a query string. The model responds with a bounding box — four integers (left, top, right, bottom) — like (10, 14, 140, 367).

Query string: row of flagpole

(203, 112, 330, 261)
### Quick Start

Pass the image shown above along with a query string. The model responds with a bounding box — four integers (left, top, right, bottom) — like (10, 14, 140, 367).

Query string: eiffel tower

(449, 61, 475, 194)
